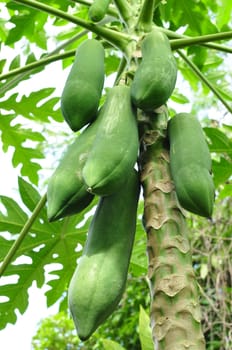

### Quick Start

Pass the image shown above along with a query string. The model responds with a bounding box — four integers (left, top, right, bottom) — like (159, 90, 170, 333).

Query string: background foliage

(0, 0, 232, 349)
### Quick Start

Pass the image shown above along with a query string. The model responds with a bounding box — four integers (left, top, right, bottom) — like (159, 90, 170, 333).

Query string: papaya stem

(13, 0, 131, 53)
(139, 105, 206, 349)
(0, 193, 47, 278)
(170, 31, 232, 50)
(136, 0, 155, 33)
(0, 49, 76, 82)
(158, 27, 232, 53)
(177, 49, 232, 114)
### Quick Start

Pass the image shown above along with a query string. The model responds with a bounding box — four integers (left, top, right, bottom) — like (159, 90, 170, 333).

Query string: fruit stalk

(136, 0, 155, 32)
(139, 106, 206, 350)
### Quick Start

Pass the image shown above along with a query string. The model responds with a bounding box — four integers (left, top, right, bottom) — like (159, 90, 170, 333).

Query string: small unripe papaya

(47, 120, 100, 221)
(61, 39, 105, 131)
(68, 170, 140, 340)
(131, 29, 177, 111)
(82, 85, 139, 196)
(168, 113, 215, 218)
(88, 0, 111, 22)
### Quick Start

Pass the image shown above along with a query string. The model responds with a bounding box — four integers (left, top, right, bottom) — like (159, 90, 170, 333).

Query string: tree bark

(139, 105, 206, 350)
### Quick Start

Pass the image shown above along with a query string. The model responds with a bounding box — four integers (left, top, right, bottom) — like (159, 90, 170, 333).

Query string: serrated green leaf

(0, 192, 96, 330)
(0, 212, 85, 328)
(45, 200, 98, 307)
(6, 15, 34, 46)
(18, 177, 41, 213)
(9, 54, 21, 70)
(0, 235, 16, 260)
(0, 89, 62, 184)
(138, 305, 154, 350)
(0, 88, 61, 123)
(0, 195, 28, 233)
(25, 52, 37, 65)
(204, 127, 232, 156)
(171, 91, 190, 104)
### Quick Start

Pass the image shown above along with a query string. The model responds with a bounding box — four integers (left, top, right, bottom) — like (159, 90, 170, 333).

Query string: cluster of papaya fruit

(47, 38, 141, 341)
(46, 28, 214, 340)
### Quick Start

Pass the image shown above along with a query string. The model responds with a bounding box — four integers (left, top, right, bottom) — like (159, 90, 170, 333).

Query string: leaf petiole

(0, 193, 47, 278)
(170, 31, 232, 50)
(136, 0, 155, 33)
(158, 27, 232, 53)
(0, 50, 76, 82)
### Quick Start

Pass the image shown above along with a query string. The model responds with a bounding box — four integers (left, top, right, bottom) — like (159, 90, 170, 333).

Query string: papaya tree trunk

(139, 106, 206, 350)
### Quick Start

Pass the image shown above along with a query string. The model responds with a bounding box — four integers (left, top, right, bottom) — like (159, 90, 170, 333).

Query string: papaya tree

(0, 0, 232, 349)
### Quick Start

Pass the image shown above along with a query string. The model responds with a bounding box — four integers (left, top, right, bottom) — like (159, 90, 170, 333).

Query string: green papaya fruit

(61, 39, 105, 132)
(68, 169, 140, 340)
(82, 85, 139, 196)
(88, 0, 111, 22)
(47, 121, 99, 221)
(167, 113, 215, 218)
(131, 29, 177, 111)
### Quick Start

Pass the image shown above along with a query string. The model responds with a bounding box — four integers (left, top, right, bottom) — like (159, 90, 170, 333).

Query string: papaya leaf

(130, 219, 148, 277)
(212, 158, 232, 188)
(217, 183, 232, 200)
(9, 54, 21, 70)
(0, 88, 61, 123)
(188, 46, 208, 69)
(45, 200, 98, 307)
(0, 59, 7, 73)
(204, 127, 232, 157)
(102, 339, 126, 350)
(18, 176, 42, 214)
(0, 196, 28, 234)
(0, 183, 97, 330)
(0, 115, 44, 185)
(105, 54, 121, 76)
(138, 305, 154, 350)
(216, 0, 232, 29)
(5, 2, 48, 49)
(0, 87, 64, 184)
(171, 90, 190, 104)
(202, 54, 224, 71)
